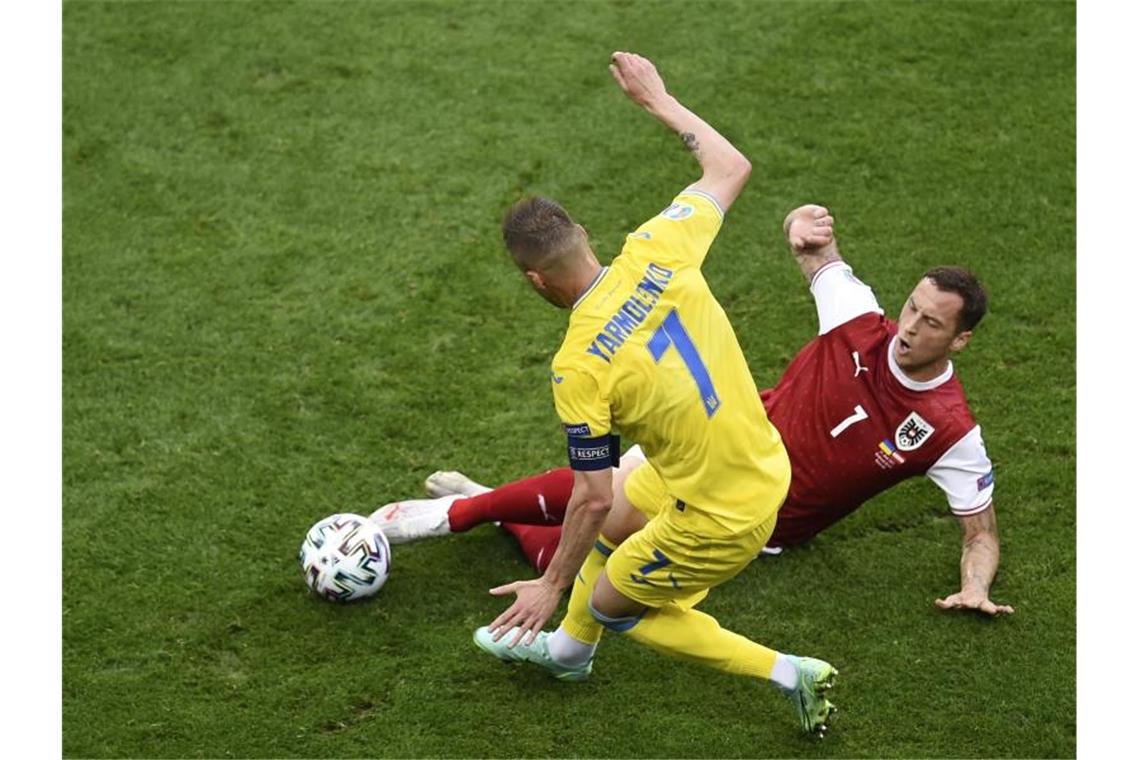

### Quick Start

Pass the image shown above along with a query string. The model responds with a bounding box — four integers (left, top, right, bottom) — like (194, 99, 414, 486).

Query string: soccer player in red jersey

(373, 204, 1013, 617)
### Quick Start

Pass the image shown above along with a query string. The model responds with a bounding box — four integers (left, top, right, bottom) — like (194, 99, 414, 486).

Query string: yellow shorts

(607, 462, 779, 609)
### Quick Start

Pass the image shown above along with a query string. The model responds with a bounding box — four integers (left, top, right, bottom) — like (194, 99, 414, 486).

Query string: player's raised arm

(609, 51, 751, 213)
(783, 204, 842, 282)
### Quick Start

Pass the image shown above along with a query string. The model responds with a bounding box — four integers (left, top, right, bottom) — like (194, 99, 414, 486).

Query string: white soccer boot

(368, 495, 458, 544)
(472, 626, 592, 682)
(424, 470, 491, 498)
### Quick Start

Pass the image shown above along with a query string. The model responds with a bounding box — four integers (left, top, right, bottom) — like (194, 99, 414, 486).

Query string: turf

(63, 0, 1075, 757)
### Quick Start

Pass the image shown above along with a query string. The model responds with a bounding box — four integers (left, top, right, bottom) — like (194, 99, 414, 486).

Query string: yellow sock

(626, 603, 778, 680)
(559, 535, 617, 645)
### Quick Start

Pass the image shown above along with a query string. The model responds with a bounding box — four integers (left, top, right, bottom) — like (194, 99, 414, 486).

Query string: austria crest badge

(895, 412, 935, 451)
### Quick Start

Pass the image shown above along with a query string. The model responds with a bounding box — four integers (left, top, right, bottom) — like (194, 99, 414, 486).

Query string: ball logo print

(298, 513, 391, 602)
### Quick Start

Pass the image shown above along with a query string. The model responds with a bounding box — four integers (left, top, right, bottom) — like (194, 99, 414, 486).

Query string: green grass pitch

(63, 1, 1074, 757)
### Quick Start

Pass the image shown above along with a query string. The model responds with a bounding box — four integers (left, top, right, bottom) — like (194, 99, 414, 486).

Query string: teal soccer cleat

(781, 655, 839, 738)
(472, 627, 592, 682)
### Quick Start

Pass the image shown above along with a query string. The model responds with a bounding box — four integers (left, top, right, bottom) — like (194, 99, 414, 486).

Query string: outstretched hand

(785, 204, 835, 252)
(487, 577, 564, 647)
(608, 51, 668, 109)
(935, 587, 1015, 617)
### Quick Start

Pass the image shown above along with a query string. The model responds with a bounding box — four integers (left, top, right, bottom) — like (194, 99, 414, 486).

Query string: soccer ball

(298, 513, 391, 602)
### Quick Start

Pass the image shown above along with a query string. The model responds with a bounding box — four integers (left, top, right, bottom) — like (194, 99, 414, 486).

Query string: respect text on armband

(586, 263, 674, 363)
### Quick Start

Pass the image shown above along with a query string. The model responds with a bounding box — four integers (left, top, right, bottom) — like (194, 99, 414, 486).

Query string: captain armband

(566, 433, 621, 471)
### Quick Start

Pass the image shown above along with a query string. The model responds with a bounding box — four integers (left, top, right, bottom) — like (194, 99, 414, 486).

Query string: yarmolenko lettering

(586, 263, 674, 363)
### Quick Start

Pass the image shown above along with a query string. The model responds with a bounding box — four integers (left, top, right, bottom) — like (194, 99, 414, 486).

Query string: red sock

(447, 468, 574, 533)
(501, 523, 564, 573)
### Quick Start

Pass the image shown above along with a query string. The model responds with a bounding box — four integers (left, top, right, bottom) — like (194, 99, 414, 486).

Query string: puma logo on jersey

(852, 351, 870, 377)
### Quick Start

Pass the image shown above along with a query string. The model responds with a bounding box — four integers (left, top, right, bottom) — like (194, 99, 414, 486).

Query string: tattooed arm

(608, 51, 751, 213)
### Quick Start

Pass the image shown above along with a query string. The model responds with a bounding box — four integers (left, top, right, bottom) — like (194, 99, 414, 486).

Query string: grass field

(62, 1, 1075, 757)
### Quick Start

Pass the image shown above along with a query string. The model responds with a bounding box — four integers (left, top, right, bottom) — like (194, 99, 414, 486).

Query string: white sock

(769, 653, 798, 690)
(546, 626, 597, 667)
(367, 504, 396, 524)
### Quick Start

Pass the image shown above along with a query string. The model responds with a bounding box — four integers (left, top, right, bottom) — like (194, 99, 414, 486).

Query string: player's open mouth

(898, 338, 911, 354)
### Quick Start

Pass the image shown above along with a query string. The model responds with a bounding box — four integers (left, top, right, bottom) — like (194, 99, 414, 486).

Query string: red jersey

(761, 262, 994, 547)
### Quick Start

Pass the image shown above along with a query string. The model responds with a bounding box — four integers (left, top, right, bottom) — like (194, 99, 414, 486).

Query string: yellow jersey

(551, 189, 788, 533)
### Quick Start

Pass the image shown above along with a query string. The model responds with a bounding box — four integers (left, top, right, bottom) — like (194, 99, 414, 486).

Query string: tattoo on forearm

(680, 131, 700, 154)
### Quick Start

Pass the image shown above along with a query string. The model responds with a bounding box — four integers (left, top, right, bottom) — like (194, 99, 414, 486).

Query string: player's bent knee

(588, 567, 648, 630)
(587, 596, 645, 633)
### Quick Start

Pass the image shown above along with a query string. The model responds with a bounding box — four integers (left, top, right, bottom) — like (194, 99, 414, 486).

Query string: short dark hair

(502, 197, 581, 270)
(923, 266, 988, 332)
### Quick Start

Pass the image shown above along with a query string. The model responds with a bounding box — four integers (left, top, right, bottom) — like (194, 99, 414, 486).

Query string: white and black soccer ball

(298, 513, 391, 602)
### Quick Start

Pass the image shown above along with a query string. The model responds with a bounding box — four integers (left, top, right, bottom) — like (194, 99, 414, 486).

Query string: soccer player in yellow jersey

(472, 52, 838, 737)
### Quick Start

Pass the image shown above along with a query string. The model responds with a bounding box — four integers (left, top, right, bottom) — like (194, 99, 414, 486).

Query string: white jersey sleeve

(926, 425, 995, 516)
(809, 261, 884, 335)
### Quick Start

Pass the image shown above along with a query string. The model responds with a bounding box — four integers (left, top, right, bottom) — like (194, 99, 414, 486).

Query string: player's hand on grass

(609, 51, 668, 110)
(935, 587, 1015, 616)
(487, 576, 564, 647)
(784, 204, 835, 252)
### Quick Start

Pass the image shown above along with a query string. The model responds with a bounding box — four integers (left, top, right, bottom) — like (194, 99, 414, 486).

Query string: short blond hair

(502, 197, 584, 271)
